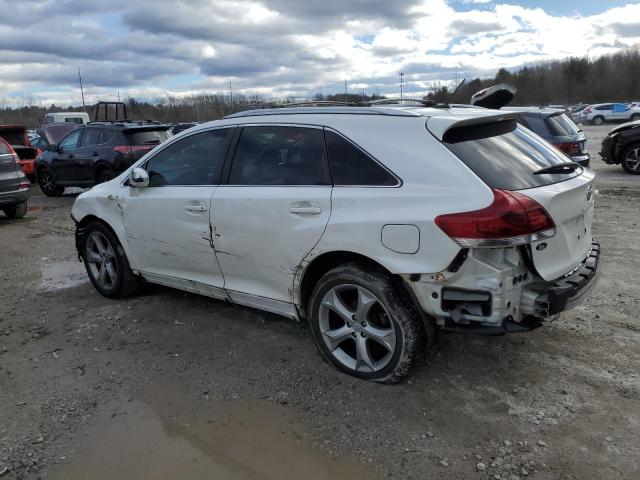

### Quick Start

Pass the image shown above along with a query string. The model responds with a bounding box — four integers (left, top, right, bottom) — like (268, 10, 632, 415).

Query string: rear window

(65, 117, 85, 124)
(442, 120, 582, 190)
(124, 129, 170, 146)
(545, 113, 580, 136)
(0, 129, 27, 146)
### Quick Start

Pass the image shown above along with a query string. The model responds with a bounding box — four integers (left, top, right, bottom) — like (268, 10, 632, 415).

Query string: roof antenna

(448, 78, 466, 103)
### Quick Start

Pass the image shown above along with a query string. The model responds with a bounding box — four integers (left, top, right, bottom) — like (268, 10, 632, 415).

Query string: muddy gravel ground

(1, 124, 639, 480)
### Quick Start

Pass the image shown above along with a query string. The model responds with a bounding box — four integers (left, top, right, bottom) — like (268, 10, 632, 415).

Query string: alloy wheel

(85, 231, 118, 290)
(38, 170, 57, 195)
(318, 284, 397, 373)
(624, 148, 640, 172)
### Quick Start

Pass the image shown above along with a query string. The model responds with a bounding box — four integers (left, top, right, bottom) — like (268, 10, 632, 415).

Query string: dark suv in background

(504, 107, 590, 167)
(36, 121, 171, 196)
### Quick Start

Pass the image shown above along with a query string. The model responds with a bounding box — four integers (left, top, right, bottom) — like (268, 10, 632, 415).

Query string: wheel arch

(75, 214, 131, 264)
(93, 161, 115, 182)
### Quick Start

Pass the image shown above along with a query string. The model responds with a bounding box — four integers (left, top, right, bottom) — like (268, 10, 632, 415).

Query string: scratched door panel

(123, 186, 224, 288)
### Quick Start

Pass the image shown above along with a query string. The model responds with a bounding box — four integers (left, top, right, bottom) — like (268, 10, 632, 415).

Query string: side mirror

(47, 144, 58, 152)
(130, 167, 150, 188)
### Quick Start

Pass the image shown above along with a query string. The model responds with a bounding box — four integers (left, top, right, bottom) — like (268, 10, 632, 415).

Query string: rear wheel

(96, 168, 116, 184)
(621, 144, 640, 174)
(38, 167, 64, 196)
(2, 201, 27, 219)
(631, 114, 640, 122)
(81, 221, 141, 298)
(308, 263, 427, 383)
(592, 116, 604, 126)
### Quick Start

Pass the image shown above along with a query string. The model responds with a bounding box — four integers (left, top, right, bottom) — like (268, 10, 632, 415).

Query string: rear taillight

(435, 189, 555, 248)
(113, 145, 152, 160)
(554, 142, 581, 155)
(584, 107, 592, 114)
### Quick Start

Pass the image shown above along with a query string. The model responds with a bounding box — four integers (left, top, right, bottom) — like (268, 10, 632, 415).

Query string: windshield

(545, 113, 580, 136)
(442, 120, 582, 190)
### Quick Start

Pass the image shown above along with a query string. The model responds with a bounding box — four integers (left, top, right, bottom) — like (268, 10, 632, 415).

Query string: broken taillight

(435, 189, 555, 247)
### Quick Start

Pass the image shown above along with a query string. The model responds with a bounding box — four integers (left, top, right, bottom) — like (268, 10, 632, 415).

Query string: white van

(44, 112, 90, 125)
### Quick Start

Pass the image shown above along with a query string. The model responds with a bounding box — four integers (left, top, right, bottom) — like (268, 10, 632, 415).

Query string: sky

(1, 0, 639, 106)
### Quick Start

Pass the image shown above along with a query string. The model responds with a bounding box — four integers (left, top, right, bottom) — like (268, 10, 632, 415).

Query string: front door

(211, 125, 332, 306)
(123, 127, 235, 294)
(51, 128, 83, 183)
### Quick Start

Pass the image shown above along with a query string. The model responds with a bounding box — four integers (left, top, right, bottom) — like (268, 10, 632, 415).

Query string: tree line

(2, 47, 640, 128)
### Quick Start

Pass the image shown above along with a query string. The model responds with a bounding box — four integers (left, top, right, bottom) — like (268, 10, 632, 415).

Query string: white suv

(71, 104, 600, 383)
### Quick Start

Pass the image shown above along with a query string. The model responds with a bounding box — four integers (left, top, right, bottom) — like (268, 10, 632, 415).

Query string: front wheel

(37, 168, 64, 196)
(621, 144, 640, 174)
(2, 201, 27, 219)
(97, 168, 116, 184)
(308, 263, 427, 383)
(81, 221, 141, 298)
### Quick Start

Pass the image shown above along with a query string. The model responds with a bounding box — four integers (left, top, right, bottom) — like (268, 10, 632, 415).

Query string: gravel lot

(1, 124, 639, 480)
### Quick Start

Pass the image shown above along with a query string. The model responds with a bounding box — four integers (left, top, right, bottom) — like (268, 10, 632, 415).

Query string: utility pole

(320, 83, 323, 100)
(344, 80, 347, 103)
(78, 68, 86, 111)
(400, 72, 405, 98)
(229, 80, 233, 107)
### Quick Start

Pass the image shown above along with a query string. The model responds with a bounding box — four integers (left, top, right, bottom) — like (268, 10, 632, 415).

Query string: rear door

(0, 140, 19, 193)
(211, 125, 332, 306)
(74, 127, 102, 182)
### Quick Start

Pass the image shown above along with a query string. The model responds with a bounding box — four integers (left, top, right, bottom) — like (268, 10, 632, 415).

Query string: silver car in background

(581, 102, 640, 125)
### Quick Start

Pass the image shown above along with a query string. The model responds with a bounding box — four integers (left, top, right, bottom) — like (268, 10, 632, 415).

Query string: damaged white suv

(71, 103, 600, 383)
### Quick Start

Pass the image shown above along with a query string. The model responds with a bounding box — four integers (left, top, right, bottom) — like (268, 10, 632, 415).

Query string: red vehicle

(0, 125, 40, 182)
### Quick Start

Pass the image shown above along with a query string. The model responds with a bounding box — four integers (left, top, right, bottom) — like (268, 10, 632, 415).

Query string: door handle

(290, 206, 322, 215)
(184, 204, 208, 212)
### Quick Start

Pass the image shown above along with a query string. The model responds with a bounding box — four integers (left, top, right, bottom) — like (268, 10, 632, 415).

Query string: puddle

(50, 390, 377, 480)
(38, 260, 88, 292)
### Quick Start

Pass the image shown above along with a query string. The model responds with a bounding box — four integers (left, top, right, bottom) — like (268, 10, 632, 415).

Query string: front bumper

(600, 135, 617, 164)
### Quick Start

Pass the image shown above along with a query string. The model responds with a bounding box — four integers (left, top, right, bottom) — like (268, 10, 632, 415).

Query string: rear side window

(80, 128, 101, 147)
(324, 130, 398, 186)
(146, 128, 233, 186)
(545, 113, 580, 136)
(125, 129, 170, 146)
(229, 126, 330, 186)
(442, 120, 581, 190)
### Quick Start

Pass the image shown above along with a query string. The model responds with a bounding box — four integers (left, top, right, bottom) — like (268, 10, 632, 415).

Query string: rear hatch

(432, 116, 594, 280)
(0, 141, 20, 193)
(470, 84, 516, 109)
(0, 126, 28, 146)
(123, 127, 171, 160)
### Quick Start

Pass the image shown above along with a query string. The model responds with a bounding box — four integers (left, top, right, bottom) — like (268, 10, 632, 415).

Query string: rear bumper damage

(403, 240, 600, 335)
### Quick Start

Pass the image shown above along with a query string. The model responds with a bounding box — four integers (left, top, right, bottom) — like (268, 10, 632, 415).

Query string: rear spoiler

(426, 112, 520, 141)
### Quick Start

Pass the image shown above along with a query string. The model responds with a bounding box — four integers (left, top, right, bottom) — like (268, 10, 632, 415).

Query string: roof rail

(367, 98, 436, 107)
(281, 100, 355, 107)
(223, 106, 422, 119)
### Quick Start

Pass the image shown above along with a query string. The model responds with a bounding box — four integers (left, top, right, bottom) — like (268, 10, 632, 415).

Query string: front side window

(145, 128, 233, 186)
(595, 104, 612, 111)
(324, 130, 398, 186)
(229, 126, 329, 185)
(59, 129, 82, 150)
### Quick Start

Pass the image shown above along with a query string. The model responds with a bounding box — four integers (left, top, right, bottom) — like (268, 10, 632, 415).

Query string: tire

(631, 114, 640, 122)
(37, 167, 65, 197)
(96, 168, 116, 184)
(308, 263, 427, 383)
(592, 116, 604, 126)
(2, 201, 27, 219)
(621, 144, 640, 175)
(81, 221, 141, 298)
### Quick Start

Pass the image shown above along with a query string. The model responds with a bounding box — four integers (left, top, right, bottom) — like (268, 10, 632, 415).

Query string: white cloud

(0, 0, 638, 105)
